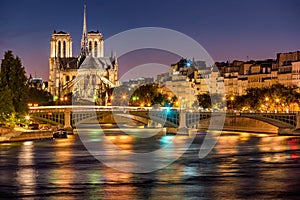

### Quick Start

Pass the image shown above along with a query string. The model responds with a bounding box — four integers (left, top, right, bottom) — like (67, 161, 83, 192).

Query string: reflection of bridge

(28, 106, 300, 134)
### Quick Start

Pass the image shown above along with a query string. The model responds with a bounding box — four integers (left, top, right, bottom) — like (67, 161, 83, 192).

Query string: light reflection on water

(16, 141, 36, 196)
(0, 131, 299, 199)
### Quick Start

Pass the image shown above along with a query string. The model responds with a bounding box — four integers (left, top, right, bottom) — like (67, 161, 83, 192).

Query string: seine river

(0, 130, 300, 199)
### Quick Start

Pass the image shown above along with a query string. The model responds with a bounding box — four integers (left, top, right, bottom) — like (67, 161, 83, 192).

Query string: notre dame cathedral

(48, 4, 119, 105)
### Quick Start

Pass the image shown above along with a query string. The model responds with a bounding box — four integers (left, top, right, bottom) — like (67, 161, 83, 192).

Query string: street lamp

(265, 97, 269, 112)
(122, 94, 127, 106)
(230, 96, 234, 111)
(25, 115, 30, 120)
(261, 104, 265, 112)
(275, 98, 280, 113)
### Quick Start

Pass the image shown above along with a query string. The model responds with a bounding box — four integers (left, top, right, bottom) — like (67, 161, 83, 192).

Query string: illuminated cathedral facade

(48, 4, 118, 104)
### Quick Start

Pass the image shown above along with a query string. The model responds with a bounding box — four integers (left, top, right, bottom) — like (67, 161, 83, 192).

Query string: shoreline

(0, 129, 53, 143)
(1, 126, 300, 143)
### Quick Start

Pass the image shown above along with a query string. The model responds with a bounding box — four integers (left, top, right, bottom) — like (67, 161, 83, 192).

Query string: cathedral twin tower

(49, 30, 103, 59)
(48, 4, 118, 101)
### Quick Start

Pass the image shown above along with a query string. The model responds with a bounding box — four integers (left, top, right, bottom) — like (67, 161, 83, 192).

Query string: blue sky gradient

(0, 0, 299, 80)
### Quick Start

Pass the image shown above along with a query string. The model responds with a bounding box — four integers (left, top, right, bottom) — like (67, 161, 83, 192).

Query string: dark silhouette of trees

(0, 51, 28, 115)
(234, 84, 300, 112)
(197, 93, 211, 109)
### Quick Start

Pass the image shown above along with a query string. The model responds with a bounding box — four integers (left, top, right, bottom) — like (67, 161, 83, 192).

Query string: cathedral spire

(81, 2, 89, 56)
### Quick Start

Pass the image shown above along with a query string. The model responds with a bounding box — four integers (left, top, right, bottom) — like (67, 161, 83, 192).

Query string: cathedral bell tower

(48, 31, 73, 96)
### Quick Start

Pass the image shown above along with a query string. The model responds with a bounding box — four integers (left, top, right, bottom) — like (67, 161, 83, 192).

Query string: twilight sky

(0, 0, 299, 81)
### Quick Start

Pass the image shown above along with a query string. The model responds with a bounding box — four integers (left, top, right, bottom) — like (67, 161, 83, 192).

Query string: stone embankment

(0, 127, 53, 143)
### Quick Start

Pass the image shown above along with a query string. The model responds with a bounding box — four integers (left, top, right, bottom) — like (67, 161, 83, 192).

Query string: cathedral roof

(79, 55, 114, 70)
(88, 30, 100, 34)
(54, 30, 68, 34)
(59, 57, 78, 70)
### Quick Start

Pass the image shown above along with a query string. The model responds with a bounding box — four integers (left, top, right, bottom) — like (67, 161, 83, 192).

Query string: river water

(0, 130, 300, 199)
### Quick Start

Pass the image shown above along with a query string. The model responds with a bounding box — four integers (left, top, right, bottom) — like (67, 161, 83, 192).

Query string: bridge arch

(28, 106, 300, 134)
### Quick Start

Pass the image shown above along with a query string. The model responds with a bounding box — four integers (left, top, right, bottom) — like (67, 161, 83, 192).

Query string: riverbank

(1, 124, 299, 143)
(0, 127, 53, 143)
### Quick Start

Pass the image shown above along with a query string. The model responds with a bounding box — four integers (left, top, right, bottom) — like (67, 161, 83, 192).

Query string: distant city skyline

(0, 0, 299, 81)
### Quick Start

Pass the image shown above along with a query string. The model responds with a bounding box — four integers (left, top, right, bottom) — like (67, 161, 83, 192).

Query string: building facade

(157, 51, 300, 108)
(48, 4, 118, 102)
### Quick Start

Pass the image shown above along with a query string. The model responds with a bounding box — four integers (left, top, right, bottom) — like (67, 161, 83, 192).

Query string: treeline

(0, 51, 52, 124)
(197, 84, 300, 112)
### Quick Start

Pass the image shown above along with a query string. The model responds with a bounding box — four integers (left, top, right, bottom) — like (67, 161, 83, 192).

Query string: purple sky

(0, 0, 299, 81)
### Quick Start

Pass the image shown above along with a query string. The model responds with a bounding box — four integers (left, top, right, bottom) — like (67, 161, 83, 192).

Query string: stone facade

(48, 5, 118, 102)
(157, 51, 300, 108)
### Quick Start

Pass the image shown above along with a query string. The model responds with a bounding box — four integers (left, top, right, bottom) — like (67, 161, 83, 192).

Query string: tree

(0, 86, 14, 122)
(197, 93, 211, 109)
(28, 87, 53, 106)
(0, 51, 28, 114)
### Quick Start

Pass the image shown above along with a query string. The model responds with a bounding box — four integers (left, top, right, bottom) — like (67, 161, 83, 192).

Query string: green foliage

(152, 93, 165, 106)
(197, 93, 224, 109)
(233, 84, 300, 111)
(28, 87, 53, 105)
(5, 113, 17, 128)
(0, 50, 28, 114)
(197, 93, 211, 109)
(111, 84, 173, 107)
(0, 86, 14, 121)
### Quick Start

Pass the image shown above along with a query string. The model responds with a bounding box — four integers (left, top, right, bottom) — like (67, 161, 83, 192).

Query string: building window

(72, 76, 76, 80)
(66, 76, 70, 82)
(58, 41, 61, 57)
(94, 41, 98, 57)
(89, 41, 92, 53)
(63, 41, 66, 57)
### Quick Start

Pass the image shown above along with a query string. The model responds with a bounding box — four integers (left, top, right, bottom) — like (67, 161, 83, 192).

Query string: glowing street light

(275, 98, 280, 112)
(230, 96, 234, 111)
(25, 115, 30, 120)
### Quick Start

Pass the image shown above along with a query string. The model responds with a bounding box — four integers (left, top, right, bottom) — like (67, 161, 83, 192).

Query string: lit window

(63, 41, 66, 57)
(89, 41, 92, 53)
(58, 41, 61, 57)
(94, 41, 98, 57)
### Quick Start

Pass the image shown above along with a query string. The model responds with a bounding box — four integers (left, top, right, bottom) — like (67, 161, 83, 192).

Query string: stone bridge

(238, 112, 300, 134)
